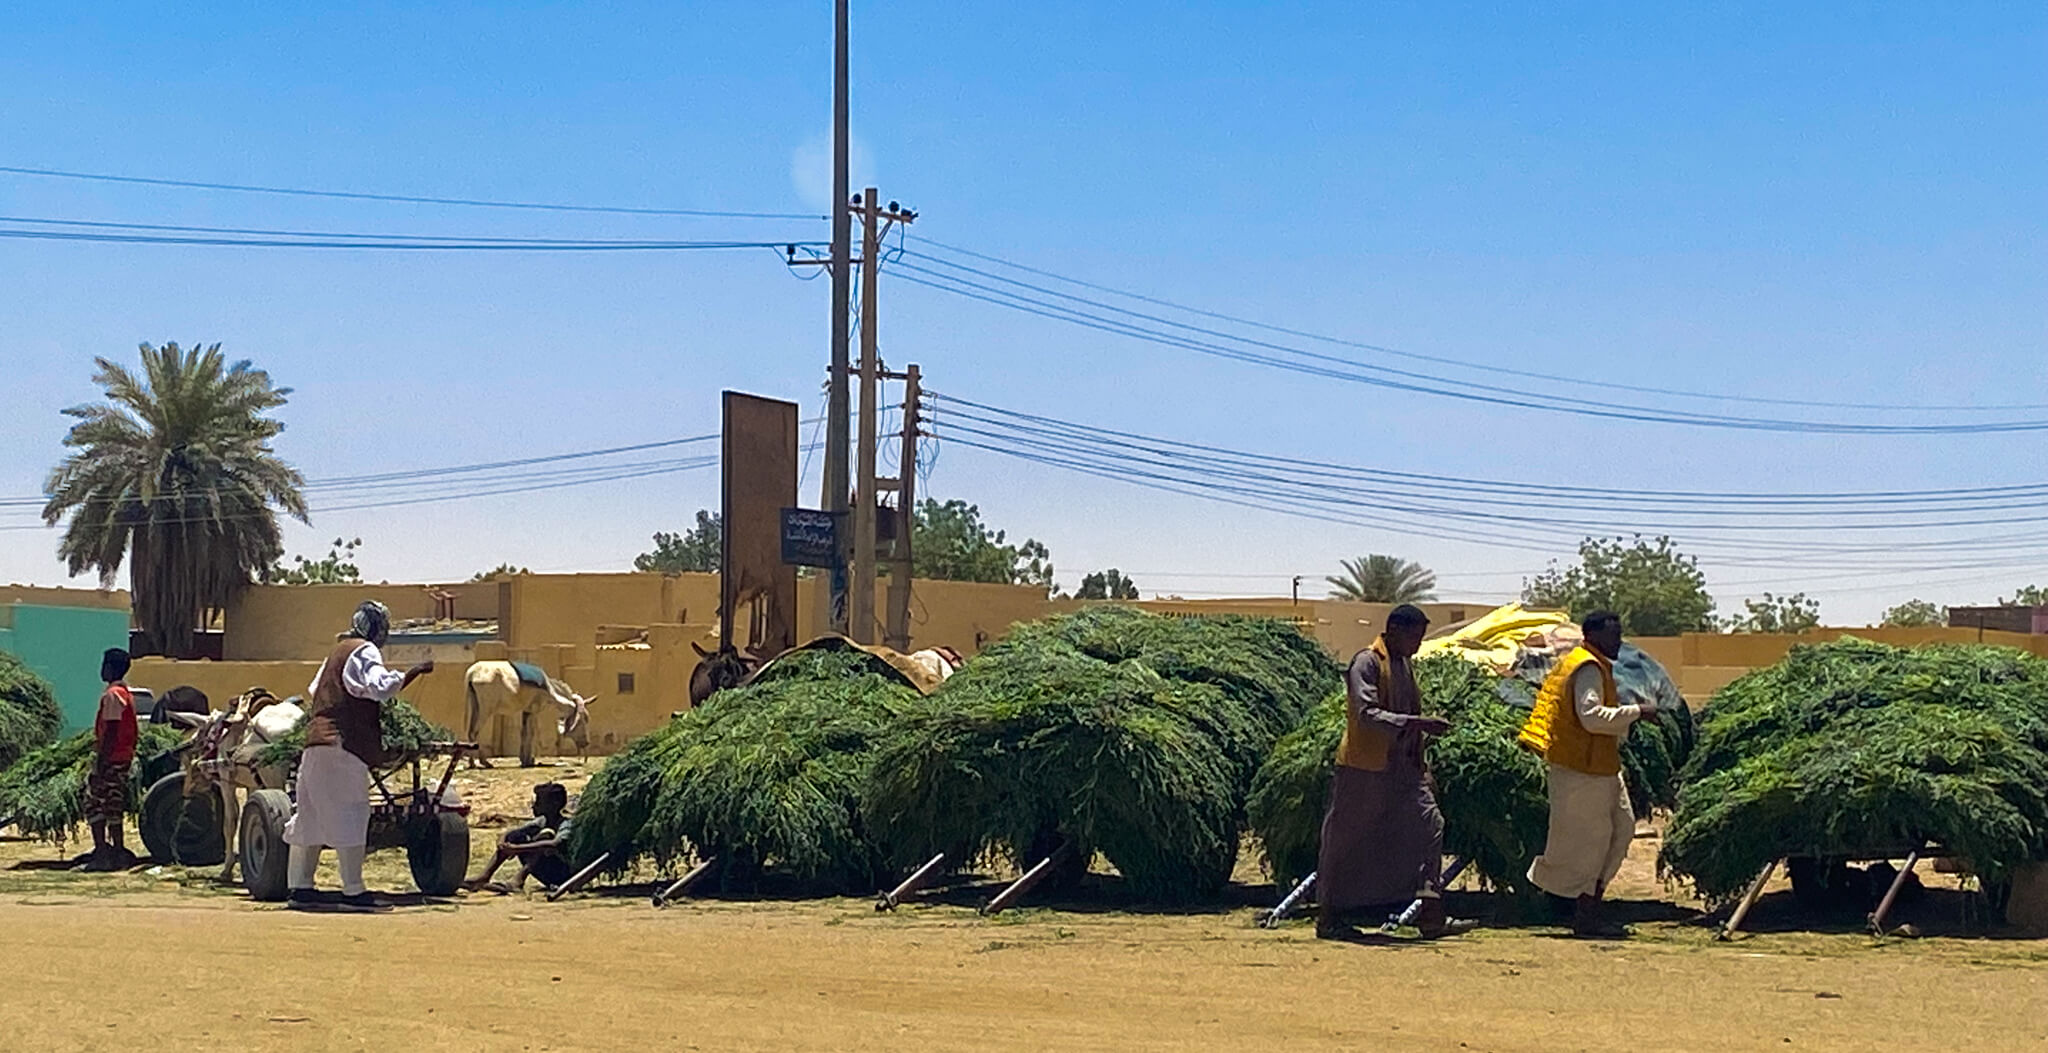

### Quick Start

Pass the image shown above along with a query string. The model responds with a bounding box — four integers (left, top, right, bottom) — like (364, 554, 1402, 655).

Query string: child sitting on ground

(463, 782, 574, 893)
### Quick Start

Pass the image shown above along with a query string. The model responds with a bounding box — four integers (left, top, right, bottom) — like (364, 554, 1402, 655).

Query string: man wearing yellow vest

(1316, 604, 1468, 940)
(1519, 610, 1658, 938)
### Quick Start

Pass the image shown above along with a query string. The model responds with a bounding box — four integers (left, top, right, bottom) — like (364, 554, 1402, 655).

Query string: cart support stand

(1261, 871, 1318, 929)
(1719, 859, 1779, 941)
(982, 842, 1071, 916)
(1869, 850, 1922, 935)
(547, 851, 612, 902)
(877, 853, 946, 911)
(652, 856, 721, 908)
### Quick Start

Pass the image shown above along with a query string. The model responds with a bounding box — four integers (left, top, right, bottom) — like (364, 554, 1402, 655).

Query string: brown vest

(311, 638, 389, 768)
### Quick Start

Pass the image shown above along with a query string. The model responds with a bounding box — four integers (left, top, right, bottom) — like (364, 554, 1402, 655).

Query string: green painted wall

(0, 603, 133, 733)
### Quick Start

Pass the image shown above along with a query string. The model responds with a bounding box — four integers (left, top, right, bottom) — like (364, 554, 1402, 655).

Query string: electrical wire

(907, 235, 2048, 414)
(896, 267, 2048, 436)
(0, 225, 820, 252)
(0, 163, 826, 220)
(924, 392, 2048, 573)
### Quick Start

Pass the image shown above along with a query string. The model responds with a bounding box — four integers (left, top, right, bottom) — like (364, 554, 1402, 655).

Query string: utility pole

(851, 188, 916, 644)
(851, 188, 881, 642)
(824, 0, 853, 636)
(885, 364, 921, 651)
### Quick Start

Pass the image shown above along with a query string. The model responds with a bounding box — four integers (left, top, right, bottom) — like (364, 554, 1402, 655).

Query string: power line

(923, 392, 2048, 573)
(1, 430, 729, 510)
(935, 396, 2048, 510)
(0, 163, 826, 221)
(0, 225, 817, 253)
(0, 214, 818, 245)
(907, 236, 2048, 414)
(898, 267, 2048, 436)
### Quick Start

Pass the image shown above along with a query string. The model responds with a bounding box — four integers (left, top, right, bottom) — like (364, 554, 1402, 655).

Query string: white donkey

(173, 687, 303, 883)
(463, 661, 595, 767)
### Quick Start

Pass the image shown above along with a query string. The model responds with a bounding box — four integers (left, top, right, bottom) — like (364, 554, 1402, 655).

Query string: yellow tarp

(1416, 602, 1582, 676)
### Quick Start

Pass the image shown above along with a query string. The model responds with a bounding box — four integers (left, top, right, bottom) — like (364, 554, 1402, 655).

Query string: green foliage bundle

(863, 644, 1243, 900)
(566, 666, 918, 889)
(252, 698, 450, 772)
(1661, 638, 2048, 901)
(749, 643, 907, 688)
(1248, 653, 1693, 897)
(999, 607, 1337, 790)
(0, 725, 184, 841)
(864, 607, 1336, 901)
(0, 652, 65, 771)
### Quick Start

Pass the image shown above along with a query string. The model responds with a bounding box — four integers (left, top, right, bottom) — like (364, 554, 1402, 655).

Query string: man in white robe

(284, 601, 433, 911)
(1522, 610, 1658, 938)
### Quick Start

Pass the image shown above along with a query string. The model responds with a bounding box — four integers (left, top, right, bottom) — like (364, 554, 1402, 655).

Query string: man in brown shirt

(1316, 604, 1468, 939)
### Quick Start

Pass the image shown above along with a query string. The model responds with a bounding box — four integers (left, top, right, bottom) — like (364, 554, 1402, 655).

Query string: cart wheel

(139, 774, 185, 864)
(240, 789, 293, 902)
(139, 773, 226, 866)
(407, 812, 469, 897)
(173, 786, 226, 867)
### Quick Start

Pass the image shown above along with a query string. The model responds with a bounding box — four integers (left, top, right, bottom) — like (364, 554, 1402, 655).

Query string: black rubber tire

(172, 786, 226, 866)
(139, 774, 185, 864)
(407, 812, 470, 897)
(240, 789, 292, 902)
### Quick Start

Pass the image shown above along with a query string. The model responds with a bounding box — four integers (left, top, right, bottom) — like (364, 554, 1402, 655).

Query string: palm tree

(42, 343, 307, 658)
(1326, 554, 1438, 604)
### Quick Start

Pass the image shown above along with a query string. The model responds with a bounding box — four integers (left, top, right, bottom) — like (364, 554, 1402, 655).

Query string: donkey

(175, 687, 302, 883)
(463, 661, 596, 767)
(688, 641, 764, 707)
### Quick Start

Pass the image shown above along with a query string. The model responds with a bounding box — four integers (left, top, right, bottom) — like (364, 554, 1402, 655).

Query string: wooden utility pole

(885, 364, 921, 651)
(852, 188, 882, 642)
(850, 189, 916, 645)
(824, 0, 853, 636)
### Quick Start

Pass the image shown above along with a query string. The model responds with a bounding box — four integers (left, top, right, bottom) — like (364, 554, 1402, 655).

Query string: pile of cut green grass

(0, 652, 64, 771)
(1662, 638, 2048, 901)
(567, 665, 919, 890)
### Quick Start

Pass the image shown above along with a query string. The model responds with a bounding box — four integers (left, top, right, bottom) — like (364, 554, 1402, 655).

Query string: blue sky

(1, 2, 2042, 623)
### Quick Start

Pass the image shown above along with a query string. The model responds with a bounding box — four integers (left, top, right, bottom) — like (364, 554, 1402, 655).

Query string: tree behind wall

(910, 499, 1055, 595)
(1326, 555, 1438, 604)
(263, 537, 363, 585)
(1879, 598, 1944, 628)
(634, 511, 722, 574)
(1522, 535, 1717, 637)
(1075, 568, 1140, 600)
(41, 343, 307, 658)
(1725, 592, 1821, 634)
(2001, 585, 2048, 607)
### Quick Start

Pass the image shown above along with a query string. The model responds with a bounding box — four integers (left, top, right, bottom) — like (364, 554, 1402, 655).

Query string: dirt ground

(3, 762, 2044, 1052)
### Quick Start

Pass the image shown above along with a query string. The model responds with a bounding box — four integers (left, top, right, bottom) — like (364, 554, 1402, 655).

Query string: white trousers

(1527, 763, 1634, 899)
(284, 744, 371, 850)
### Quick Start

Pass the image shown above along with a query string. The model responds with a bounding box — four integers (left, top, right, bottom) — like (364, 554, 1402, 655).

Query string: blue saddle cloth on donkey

(510, 661, 552, 691)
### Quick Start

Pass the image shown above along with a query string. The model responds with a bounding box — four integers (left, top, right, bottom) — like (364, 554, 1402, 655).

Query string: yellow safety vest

(1335, 638, 1399, 772)
(1517, 646, 1624, 777)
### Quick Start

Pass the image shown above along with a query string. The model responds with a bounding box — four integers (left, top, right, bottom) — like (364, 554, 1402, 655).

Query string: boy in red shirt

(81, 647, 139, 872)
